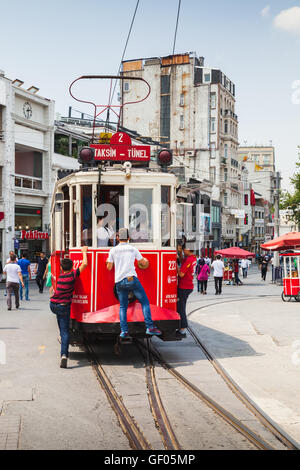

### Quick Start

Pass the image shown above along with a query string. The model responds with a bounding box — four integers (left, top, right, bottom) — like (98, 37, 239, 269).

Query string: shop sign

(21, 230, 49, 240)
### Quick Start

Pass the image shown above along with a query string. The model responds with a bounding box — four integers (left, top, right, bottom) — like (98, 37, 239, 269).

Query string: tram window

(62, 185, 70, 253)
(96, 185, 124, 246)
(81, 185, 93, 246)
(129, 188, 153, 243)
(161, 186, 171, 247)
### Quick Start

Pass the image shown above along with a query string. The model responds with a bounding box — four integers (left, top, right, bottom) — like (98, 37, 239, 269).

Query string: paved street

(1, 264, 300, 449)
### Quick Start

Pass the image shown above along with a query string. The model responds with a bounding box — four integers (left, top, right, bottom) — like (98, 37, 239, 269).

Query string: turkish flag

(0, 212, 4, 222)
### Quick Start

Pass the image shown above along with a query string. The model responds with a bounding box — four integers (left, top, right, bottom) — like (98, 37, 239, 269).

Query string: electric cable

(108, 0, 140, 111)
(172, 0, 182, 55)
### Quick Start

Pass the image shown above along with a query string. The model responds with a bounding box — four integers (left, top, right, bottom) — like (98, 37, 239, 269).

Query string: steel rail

(136, 339, 181, 450)
(84, 339, 152, 450)
(187, 296, 300, 450)
(145, 341, 274, 450)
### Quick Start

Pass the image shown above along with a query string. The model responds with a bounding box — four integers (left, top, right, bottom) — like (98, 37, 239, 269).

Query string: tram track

(139, 340, 274, 450)
(185, 295, 300, 450)
(135, 338, 181, 450)
(83, 338, 152, 450)
(81, 295, 298, 450)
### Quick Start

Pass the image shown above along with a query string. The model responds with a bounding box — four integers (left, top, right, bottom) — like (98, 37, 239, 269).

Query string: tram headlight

(157, 149, 173, 167)
(78, 146, 95, 166)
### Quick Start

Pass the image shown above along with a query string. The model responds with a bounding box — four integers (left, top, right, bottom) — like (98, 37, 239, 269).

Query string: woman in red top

(177, 246, 197, 337)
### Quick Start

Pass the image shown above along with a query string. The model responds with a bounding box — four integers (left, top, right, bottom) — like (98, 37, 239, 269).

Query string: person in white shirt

(6, 251, 18, 263)
(106, 228, 161, 339)
(3, 254, 24, 310)
(241, 258, 250, 278)
(211, 255, 225, 295)
(204, 257, 211, 266)
(97, 216, 114, 247)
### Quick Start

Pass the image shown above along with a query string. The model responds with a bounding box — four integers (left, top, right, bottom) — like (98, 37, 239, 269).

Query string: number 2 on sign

(119, 133, 123, 143)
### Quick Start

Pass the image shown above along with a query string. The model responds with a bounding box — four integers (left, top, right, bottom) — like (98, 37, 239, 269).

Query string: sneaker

(60, 355, 68, 368)
(176, 329, 186, 338)
(120, 331, 131, 339)
(146, 327, 162, 336)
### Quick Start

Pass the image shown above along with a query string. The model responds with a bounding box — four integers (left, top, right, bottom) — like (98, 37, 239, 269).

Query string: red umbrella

(261, 232, 300, 251)
(214, 247, 255, 259)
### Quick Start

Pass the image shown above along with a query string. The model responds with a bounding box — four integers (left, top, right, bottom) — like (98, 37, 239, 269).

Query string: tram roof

(54, 167, 178, 190)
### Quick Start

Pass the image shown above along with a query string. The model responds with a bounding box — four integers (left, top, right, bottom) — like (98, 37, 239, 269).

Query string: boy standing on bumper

(50, 247, 88, 368)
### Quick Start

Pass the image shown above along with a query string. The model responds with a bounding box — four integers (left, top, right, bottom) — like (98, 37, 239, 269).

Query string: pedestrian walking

(197, 258, 210, 294)
(241, 258, 249, 278)
(3, 254, 24, 310)
(204, 256, 211, 266)
(234, 259, 243, 285)
(211, 255, 225, 295)
(261, 256, 269, 281)
(106, 228, 161, 339)
(49, 246, 88, 368)
(44, 259, 53, 293)
(35, 252, 48, 293)
(18, 253, 31, 300)
(6, 251, 18, 263)
(177, 245, 197, 336)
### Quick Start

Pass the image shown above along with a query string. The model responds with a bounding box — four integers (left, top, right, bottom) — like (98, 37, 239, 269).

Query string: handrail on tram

(69, 75, 151, 142)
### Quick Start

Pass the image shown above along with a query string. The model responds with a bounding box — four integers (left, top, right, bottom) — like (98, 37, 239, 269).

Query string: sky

(0, 0, 300, 192)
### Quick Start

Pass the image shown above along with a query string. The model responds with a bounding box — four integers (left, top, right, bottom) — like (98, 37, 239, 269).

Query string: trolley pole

(273, 171, 281, 268)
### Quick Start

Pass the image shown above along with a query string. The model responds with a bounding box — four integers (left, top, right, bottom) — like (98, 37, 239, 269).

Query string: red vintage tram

(50, 75, 181, 341)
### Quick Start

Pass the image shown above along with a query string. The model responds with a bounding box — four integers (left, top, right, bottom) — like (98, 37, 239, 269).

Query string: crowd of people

(1, 241, 272, 369)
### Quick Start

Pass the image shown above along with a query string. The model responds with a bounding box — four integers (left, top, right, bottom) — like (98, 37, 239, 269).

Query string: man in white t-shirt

(6, 251, 18, 263)
(97, 216, 114, 247)
(3, 254, 24, 310)
(211, 255, 225, 295)
(106, 228, 161, 339)
(241, 258, 250, 278)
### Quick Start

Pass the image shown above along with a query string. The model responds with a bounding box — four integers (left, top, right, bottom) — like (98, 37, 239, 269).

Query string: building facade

(0, 72, 55, 262)
(120, 52, 241, 250)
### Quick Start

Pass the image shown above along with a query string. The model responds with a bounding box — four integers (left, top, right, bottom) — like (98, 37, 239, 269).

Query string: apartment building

(120, 53, 241, 249)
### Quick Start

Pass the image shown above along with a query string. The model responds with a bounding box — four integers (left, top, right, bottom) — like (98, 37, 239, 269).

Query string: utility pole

(273, 171, 281, 268)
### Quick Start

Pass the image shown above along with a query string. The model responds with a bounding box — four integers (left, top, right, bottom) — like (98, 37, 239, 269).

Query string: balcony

(15, 174, 42, 190)
(224, 109, 238, 121)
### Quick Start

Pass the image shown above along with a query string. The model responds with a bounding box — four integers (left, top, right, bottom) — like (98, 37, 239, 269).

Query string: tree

(280, 147, 300, 228)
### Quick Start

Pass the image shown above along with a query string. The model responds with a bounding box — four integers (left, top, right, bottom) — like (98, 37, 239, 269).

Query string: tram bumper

(70, 303, 181, 341)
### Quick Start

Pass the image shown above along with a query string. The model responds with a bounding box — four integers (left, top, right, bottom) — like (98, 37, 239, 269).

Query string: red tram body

(50, 145, 181, 341)
(50, 74, 182, 341)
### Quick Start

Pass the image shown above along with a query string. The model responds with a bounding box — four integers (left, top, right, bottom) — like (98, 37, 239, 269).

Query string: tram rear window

(97, 185, 124, 247)
(129, 188, 153, 243)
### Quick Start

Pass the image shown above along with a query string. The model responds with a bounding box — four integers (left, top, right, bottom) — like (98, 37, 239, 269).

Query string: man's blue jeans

(50, 302, 71, 357)
(115, 276, 153, 333)
(20, 274, 29, 300)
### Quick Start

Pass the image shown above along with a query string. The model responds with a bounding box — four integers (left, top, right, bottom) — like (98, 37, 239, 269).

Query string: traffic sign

(99, 132, 112, 144)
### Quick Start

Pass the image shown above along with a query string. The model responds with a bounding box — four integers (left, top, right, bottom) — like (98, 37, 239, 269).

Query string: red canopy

(214, 247, 255, 259)
(261, 232, 300, 251)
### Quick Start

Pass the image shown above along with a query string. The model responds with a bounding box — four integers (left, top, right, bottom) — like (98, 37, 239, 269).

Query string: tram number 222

(168, 260, 176, 271)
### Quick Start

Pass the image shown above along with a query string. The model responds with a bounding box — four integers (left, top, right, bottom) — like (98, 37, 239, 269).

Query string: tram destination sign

(90, 144, 151, 162)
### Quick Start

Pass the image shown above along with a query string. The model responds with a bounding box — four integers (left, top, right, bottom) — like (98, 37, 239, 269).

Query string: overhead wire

(172, 0, 182, 55)
(106, 0, 140, 129)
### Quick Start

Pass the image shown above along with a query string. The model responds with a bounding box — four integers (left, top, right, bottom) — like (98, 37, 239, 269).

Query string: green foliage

(280, 147, 300, 227)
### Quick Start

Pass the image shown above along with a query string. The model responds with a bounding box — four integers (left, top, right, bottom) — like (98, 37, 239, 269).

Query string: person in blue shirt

(18, 253, 31, 301)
